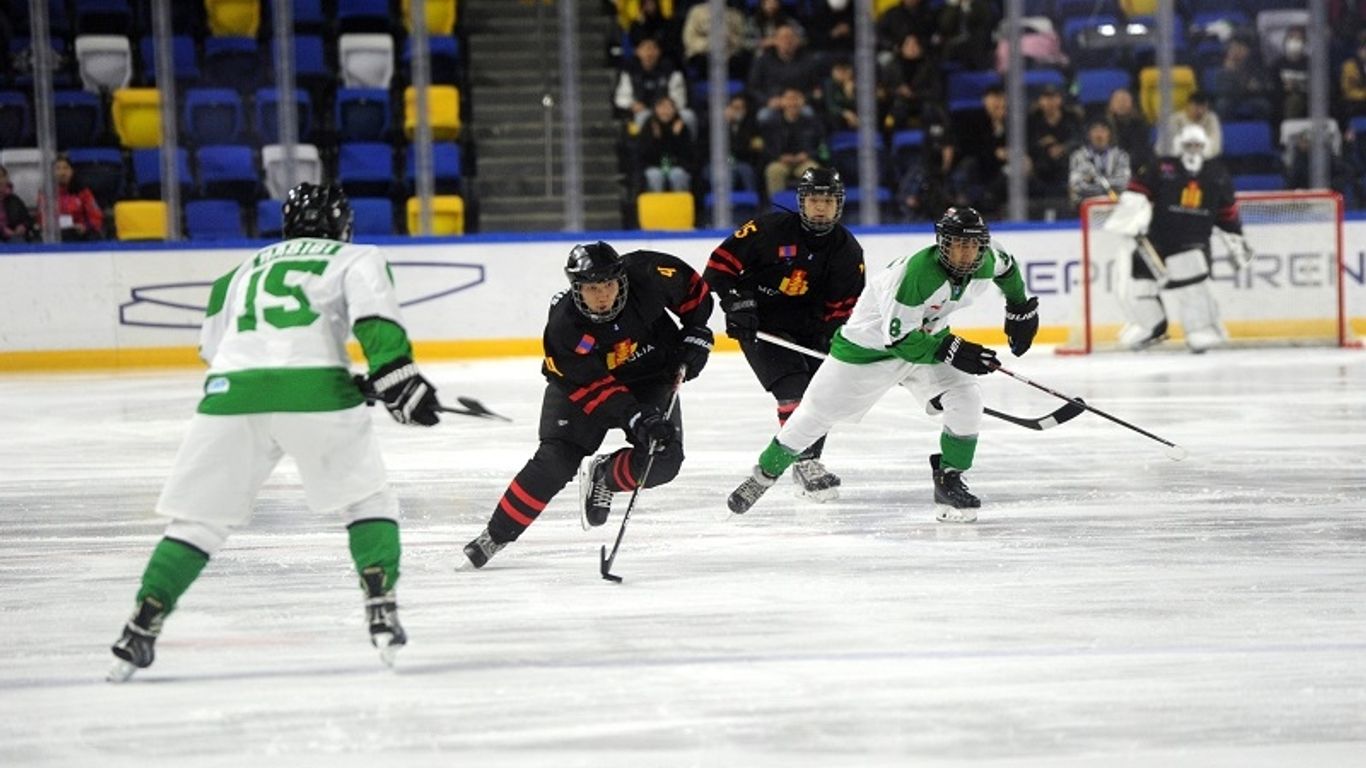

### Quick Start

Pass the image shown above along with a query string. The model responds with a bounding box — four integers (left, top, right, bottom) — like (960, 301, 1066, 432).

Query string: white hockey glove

(1222, 232, 1254, 271)
(1102, 190, 1152, 237)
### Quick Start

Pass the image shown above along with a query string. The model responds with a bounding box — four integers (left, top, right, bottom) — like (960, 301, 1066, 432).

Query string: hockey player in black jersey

(459, 242, 714, 569)
(1103, 124, 1253, 352)
(703, 167, 865, 501)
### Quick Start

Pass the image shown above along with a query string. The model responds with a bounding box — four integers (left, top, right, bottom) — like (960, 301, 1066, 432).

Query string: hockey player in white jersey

(108, 183, 440, 681)
(727, 207, 1039, 523)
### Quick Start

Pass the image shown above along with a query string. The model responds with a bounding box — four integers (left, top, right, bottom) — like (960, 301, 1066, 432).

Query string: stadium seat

(183, 88, 246, 145)
(842, 186, 893, 221)
(202, 36, 261, 91)
(1119, 0, 1157, 15)
(1061, 14, 1123, 68)
(66, 147, 125, 208)
(7, 36, 75, 89)
(204, 0, 262, 37)
(112, 91, 174, 153)
(890, 129, 925, 178)
(337, 0, 392, 34)
(131, 148, 192, 198)
(1231, 174, 1284, 192)
(0, 91, 34, 146)
(404, 36, 462, 85)
(404, 85, 461, 140)
(262, 0, 325, 33)
(255, 88, 314, 144)
(1074, 68, 1131, 110)
(74, 35, 133, 94)
(946, 70, 1001, 114)
(770, 188, 798, 213)
(255, 198, 283, 238)
(406, 195, 465, 235)
(1278, 118, 1342, 170)
(335, 88, 392, 142)
(351, 197, 396, 236)
(636, 191, 695, 230)
(74, 0, 134, 36)
(704, 189, 761, 223)
(1221, 120, 1279, 175)
(338, 34, 396, 89)
(1023, 68, 1067, 101)
(337, 141, 395, 196)
(53, 90, 104, 149)
(401, 0, 457, 35)
(114, 200, 168, 240)
(185, 199, 246, 240)
(828, 131, 883, 188)
(1055, 0, 1117, 18)
(138, 35, 200, 86)
(1138, 65, 1195, 124)
(278, 35, 330, 100)
(405, 142, 462, 194)
(0, 148, 44, 206)
(195, 145, 258, 202)
(261, 143, 323, 200)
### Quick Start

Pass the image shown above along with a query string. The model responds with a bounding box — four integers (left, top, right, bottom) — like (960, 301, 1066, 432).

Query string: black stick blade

(599, 545, 623, 583)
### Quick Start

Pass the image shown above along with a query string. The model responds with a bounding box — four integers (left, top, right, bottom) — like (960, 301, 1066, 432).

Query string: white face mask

(1181, 146, 1204, 174)
(1285, 38, 1305, 57)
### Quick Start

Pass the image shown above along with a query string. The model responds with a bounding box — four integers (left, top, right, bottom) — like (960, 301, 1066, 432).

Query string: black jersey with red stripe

(541, 249, 712, 427)
(1127, 155, 1242, 256)
(703, 212, 865, 345)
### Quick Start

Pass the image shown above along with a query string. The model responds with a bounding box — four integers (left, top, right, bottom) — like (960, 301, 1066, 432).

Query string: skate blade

(796, 485, 840, 503)
(107, 659, 137, 683)
(454, 555, 479, 572)
(934, 504, 978, 524)
(714, 503, 739, 522)
(373, 635, 402, 668)
(576, 460, 593, 532)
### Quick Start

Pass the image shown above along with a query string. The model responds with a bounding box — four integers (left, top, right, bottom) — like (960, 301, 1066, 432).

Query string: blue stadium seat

(255, 88, 314, 144)
(255, 199, 283, 238)
(1231, 174, 1284, 192)
(338, 141, 395, 196)
(946, 70, 1001, 113)
(262, 0, 326, 33)
(9, 2, 72, 40)
(73, 0, 134, 36)
(194, 145, 258, 202)
(0, 90, 34, 146)
(282, 35, 331, 96)
(405, 142, 462, 194)
(828, 131, 884, 188)
(350, 197, 396, 235)
(9, 37, 75, 88)
(338, 0, 392, 33)
(202, 37, 261, 92)
(842, 185, 893, 220)
(132, 148, 191, 198)
(404, 35, 462, 85)
(53, 90, 104, 148)
(185, 199, 245, 240)
(335, 88, 392, 142)
(1024, 68, 1067, 101)
(770, 188, 798, 213)
(705, 189, 761, 222)
(891, 129, 925, 178)
(1054, 0, 1116, 19)
(1221, 120, 1279, 174)
(65, 147, 125, 207)
(183, 88, 246, 145)
(139, 35, 200, 86)
(1074, 67, 1131, 109)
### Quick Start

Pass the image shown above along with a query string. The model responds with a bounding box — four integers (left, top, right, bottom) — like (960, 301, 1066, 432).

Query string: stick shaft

(992, 365, 1180, 449)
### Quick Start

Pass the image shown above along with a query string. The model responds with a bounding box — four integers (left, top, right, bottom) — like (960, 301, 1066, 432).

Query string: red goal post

(1060, 190, 1360, 354)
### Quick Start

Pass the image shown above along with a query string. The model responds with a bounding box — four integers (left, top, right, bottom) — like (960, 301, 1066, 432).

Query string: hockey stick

(435, 397, 512, 422)
(600, 365, 687, 584)
(992, 364, 1187, 461)
(755, 331, 1083, 432)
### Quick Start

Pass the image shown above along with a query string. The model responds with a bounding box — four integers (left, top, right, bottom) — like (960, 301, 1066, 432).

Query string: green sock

(940, 431, 978, 472)
(348, 519, 401, 592)
(758, 438, 801, 478)
(135, 537, 210, 613)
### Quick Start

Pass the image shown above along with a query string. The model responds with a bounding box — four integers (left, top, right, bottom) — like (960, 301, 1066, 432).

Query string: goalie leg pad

(1165, 280, 1227, 352)
(1163, 247, 1210, 286)
(1118, 278, 1168, 349)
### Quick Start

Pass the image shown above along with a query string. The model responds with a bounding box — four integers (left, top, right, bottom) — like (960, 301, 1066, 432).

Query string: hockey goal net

(1060, 190, 1361, 354)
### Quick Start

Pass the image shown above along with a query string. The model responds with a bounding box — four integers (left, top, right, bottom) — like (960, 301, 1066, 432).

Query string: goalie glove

(368, 358, 440, 426)
(1102, 190, 1152, 237)
(1223, 232, 1254, 270)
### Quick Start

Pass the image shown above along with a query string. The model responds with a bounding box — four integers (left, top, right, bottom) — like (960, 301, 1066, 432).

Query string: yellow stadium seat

(407, 195, 465, 236)
(404, 85, 461, 141)
(1120, 0, 1159, 16)
(205, 0, 261, 38)
(616, 0, 674, 30)
(115, 201, 169, 241)
(1139, 65, 1196, 125)
(875, 0, 901, 17)
(402, 0, 457, 35)
(636, 191, 695, 231)
(111, 88, 162, 149)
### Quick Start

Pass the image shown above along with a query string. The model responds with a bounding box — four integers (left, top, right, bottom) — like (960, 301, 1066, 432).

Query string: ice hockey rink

(2, 347, 1364, 767)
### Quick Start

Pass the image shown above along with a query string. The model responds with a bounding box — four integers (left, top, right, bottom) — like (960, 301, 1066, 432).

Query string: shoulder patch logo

(778, 244, 798, 260)
(574, 335, 595, 355)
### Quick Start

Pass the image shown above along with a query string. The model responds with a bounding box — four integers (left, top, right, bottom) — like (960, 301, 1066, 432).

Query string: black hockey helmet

(796, 166, 845, 234)
(565, 241, 629, 322)
(935, 206, 990, 279)
(282, 182, 353, 242)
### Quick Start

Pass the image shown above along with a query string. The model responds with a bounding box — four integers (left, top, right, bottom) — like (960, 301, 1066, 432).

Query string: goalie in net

(1102, 124, 1253, 353)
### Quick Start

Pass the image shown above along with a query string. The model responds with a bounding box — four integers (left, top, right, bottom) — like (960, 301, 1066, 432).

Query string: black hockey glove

(672, 325, 713, 381)
(934, 334, 999, 376)
(720, 290, 759, 343)
(1003, 296, 1039, 356)
(368, 358, 441, 426)
(627, 404, 677, 449)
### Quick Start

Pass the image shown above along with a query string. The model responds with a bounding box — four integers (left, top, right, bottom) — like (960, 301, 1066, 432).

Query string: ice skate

(727, 465, 778, 515)
(930, 453, 979, 524)
(1117, 319, 1168, 351)
(577, 454, 614, 530)
(792, 458, 841, 502)
(107, 597, 166, 683)
(360, 567, 406, 667)
(458, 527, 507, 570)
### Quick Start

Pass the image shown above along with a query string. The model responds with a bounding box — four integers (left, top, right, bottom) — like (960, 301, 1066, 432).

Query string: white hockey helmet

(1177, 124, 1208, 174)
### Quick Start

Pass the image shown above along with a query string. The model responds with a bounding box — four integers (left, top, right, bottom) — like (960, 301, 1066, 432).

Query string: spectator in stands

(1163, 91, 1222, 157)
(682, 1, 749, 80)
(1106, 88, 1153, 171)
(0, 165, 35, 243)
(1270, 27, 1309, 123)
(1068, 119, 1131, 208)
(822, 56, 860, 133)
(807, 0, 855, 57)
(936, 0, 996, 71)
(759, 88, 824, 200)
(614, 36, 695, 135)
(747, 0, 802, 57)
(1285, 126, 1355, 194)
(880, 32, 942, 132)
(1340, 30, 1366, 118)
(948, 85, 1009, 214)
(876, 0, 937, 64)
(36, 154, 103, 242)
(626, 0, 682, 69)
(1212, 36, 1273, 121)
(722, 93, 762, 193)
(1027, 84, 1082, 205)
(636, 95, 697, 194)
(748, 23, 821, 123)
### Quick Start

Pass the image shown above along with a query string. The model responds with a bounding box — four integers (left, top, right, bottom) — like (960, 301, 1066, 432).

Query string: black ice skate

(792, 458, 841, 502)
(458, 527, 507, 570)
(930, 453, 979, 523)
(107, 596, 166, 683)
(360, 567, 406, 667)
(727, 466, 779, 515)
(578, 454, 614, 530)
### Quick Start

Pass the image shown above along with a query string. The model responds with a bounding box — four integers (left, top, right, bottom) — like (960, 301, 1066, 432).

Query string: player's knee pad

(1164, 248, 1210, 286)
(339, 488, 400, 526)
(162, 519, 231, 556)
(1119, 277, 1166, 340)
(937, 384, 983, 437)
(530, 440, 585, 484)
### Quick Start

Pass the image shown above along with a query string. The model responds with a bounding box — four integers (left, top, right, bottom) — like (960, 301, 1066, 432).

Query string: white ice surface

(2, 349, 1365, 767)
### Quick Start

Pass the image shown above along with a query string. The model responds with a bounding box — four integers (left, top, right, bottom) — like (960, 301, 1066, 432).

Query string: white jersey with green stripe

(196, 237, 406, 414)
(830, 242, 1025, 365)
